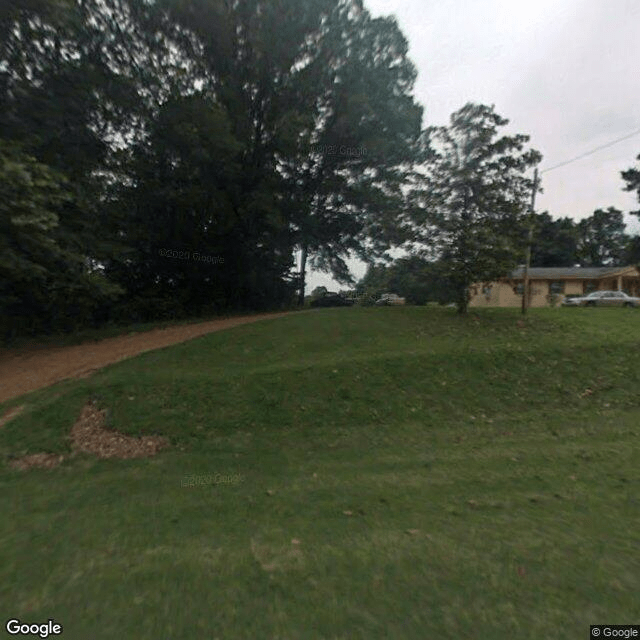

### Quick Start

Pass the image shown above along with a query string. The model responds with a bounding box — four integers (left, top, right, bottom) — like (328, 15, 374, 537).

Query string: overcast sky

(306, 0, 640, 292)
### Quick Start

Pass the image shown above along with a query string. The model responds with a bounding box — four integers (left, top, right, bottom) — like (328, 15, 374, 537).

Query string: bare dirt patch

(0, 311, 295, 404)
(8, 453, 65, 471)
(70, 401, 169, 459)
(8, 401, 169, 471)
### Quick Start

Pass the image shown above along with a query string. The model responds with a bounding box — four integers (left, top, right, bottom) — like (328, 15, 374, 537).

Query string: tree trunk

(456, 286, 469, 314)
(297, 244, 308, 306)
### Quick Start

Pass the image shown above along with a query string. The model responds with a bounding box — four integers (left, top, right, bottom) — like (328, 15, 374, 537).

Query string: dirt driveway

(0, 311, 294, 405)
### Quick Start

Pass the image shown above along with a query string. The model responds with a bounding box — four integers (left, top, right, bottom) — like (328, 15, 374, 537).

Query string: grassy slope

(0, 307, 639, 639)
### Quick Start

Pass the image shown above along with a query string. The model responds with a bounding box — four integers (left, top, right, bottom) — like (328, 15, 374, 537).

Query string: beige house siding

(470, 281, 529, 308)
(565, 281, 582, 295)
(469, 266, 640, 308)
(531, 281, 549, 307)
(470, 281, 549, 308)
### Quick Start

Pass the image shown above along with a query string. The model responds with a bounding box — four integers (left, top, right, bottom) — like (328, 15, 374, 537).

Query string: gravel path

(0, 311, 294, 404)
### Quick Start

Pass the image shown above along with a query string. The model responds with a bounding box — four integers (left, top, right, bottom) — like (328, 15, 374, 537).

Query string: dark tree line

(0, 0, 423, 339)
(530, 207, 637, 268)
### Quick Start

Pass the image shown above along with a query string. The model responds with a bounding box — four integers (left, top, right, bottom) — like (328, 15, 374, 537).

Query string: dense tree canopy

(529, 212, 579, 267)
(0, 0, 424, 338)
(575, 207, 629, 267)
(0, 140, 123, 338)
(530, 208, 634, 269)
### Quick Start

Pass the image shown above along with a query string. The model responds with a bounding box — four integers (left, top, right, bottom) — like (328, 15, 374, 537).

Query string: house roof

(508, 266, 638, 280)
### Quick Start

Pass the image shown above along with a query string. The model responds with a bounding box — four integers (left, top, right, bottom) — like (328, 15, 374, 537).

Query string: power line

(540, 127, 640, 174)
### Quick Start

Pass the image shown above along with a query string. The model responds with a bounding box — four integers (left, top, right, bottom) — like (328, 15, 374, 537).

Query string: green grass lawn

(1, 307, 639, 639)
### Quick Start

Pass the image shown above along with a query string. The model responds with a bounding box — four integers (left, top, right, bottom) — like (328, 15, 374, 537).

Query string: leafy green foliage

(1, 0, 428, 335)
(529, 211, 579, 267)
(357, 256, 455, 305)
(529, 208, 637, 269)
(412, 103, 541, 313)
(624, 235, 640, 266)
(238, 1, 426, 300)
(0, 141, 123, 339)
(576, 207, 629, 267)
(310, 286, 328, 299)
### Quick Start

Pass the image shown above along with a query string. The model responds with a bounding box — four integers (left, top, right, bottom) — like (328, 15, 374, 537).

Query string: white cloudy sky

(306, 0, 640, 292)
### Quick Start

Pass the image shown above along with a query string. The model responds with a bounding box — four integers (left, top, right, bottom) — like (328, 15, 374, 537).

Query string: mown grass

(1, 307, 639, 639)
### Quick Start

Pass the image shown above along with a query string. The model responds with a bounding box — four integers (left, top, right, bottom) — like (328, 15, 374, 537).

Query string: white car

(375, 293, 406, 306)
(562, 290, 640, 307)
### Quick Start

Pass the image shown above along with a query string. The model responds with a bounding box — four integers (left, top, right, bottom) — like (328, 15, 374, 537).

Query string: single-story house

(470, 266, 640, 308)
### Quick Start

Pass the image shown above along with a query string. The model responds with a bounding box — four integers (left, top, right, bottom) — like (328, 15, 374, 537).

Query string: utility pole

(521, 167, 539, 315)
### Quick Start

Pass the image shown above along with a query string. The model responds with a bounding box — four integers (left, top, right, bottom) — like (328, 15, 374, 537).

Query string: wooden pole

(522, 167, 539, 315)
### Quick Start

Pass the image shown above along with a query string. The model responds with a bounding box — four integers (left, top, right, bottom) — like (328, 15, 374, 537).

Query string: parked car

(562, 290, 640, 307)
(310, 293, 354, 308)
(375, 293, 406, 306)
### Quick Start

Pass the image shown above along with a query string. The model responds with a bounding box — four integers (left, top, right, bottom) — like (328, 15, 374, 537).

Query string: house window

(549, 281, 565, 294)
(515, 283, 524, 295)
(482, 285, 492, 298)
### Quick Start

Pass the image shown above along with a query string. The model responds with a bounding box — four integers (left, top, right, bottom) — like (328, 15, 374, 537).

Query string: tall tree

(576, 207, 629, 267)
(529, 211, 578, 267)
(279, 6, 424, 303)
(168, 0, 424, 304)
(411, 103, 541, 314)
